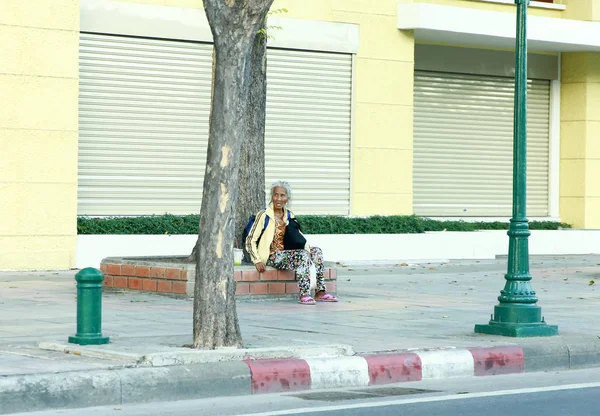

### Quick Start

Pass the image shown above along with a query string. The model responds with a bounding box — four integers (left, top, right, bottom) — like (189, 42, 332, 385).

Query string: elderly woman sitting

(245, 181, 338, 305)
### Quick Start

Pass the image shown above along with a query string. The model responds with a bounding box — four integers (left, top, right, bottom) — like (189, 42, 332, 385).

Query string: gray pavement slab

(2, 255, 600, 357)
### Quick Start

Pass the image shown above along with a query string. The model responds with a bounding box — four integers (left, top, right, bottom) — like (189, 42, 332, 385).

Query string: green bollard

(68, 268, 110, 345)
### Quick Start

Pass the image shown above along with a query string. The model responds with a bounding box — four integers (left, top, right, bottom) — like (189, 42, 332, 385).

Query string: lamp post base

(68, 335, 110, 345)
(475, 321, 558, 337)
(475, 303, 558, 337)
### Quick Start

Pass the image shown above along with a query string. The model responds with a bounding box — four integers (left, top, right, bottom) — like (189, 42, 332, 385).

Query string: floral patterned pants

(267, 247, 327, 296)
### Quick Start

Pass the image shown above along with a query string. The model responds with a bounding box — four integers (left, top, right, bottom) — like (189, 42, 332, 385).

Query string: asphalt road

(11, 368, 600, 416)
(267, 387, 600, 416)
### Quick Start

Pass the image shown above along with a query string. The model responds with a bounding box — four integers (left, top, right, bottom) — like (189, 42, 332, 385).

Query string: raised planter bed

(100, 256, 338, 298)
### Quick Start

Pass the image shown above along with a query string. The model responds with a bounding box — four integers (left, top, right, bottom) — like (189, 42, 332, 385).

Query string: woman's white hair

(270, 181, 292, 201)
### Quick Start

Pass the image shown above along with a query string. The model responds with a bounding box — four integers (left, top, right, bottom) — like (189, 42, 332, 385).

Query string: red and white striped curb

(244, 346, 524, 394)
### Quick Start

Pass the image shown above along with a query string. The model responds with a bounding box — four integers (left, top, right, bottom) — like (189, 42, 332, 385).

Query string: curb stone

(3, 343, 600, 414)
(0, 362, 251, 415)
(246, 346, 525, 395)
(37, 343, 356, 366)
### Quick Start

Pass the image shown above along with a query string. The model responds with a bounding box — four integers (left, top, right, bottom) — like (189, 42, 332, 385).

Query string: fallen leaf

(400, 263, 408, 267)
(590, 280, 595, 286)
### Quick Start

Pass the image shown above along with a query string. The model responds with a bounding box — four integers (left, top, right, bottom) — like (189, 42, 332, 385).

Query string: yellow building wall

(561, 53, 600, 228)
(115, 0, 203, 7)
(0, 0, 79, 270)
(0, 0, 593, 270)
(422, 0, 563, 17)
(559, 0, 600, 228)
(558, 0, 594, 21)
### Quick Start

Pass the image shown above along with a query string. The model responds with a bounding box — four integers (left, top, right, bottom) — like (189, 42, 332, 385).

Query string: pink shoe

(315, 293, 338, 302)
(298, 296, 316, 305)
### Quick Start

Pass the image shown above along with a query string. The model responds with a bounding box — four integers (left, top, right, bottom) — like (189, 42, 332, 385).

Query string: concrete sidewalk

(1, 255, 600, 414)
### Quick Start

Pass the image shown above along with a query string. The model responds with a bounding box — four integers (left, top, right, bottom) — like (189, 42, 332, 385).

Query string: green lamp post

(474, 0, 558, 337)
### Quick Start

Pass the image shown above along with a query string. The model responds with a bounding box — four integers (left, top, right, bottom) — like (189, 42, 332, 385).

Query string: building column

(560, 52, 600, 228)
(0, 1, 79, 269)
(331, 1, 415, 216)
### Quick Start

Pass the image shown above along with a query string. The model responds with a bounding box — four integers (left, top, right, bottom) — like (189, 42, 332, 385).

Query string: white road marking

(238, 382, 600, 416)
(305, 356, 370, 390)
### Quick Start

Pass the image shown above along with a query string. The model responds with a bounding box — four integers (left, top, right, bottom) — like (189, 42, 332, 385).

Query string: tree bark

(187, 47, 217, 264)
(193, 0, 274, 349)
(235, 19, 268, 259)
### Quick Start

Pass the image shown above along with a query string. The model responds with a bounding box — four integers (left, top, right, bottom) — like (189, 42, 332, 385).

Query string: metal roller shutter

(78, 33, 213, 216)
(78, 33, 352, 216)
(265, 49, 352, 215)
(413, 70, 550, 217)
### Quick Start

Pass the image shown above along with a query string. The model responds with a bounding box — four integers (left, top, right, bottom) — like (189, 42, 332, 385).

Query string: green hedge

(77, 215, 571, 235)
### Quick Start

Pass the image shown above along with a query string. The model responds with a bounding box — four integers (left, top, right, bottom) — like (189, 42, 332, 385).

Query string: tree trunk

(187, 47, 217, 264)
(235, 19, 268, 259)
(193, 0, 274, 349)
